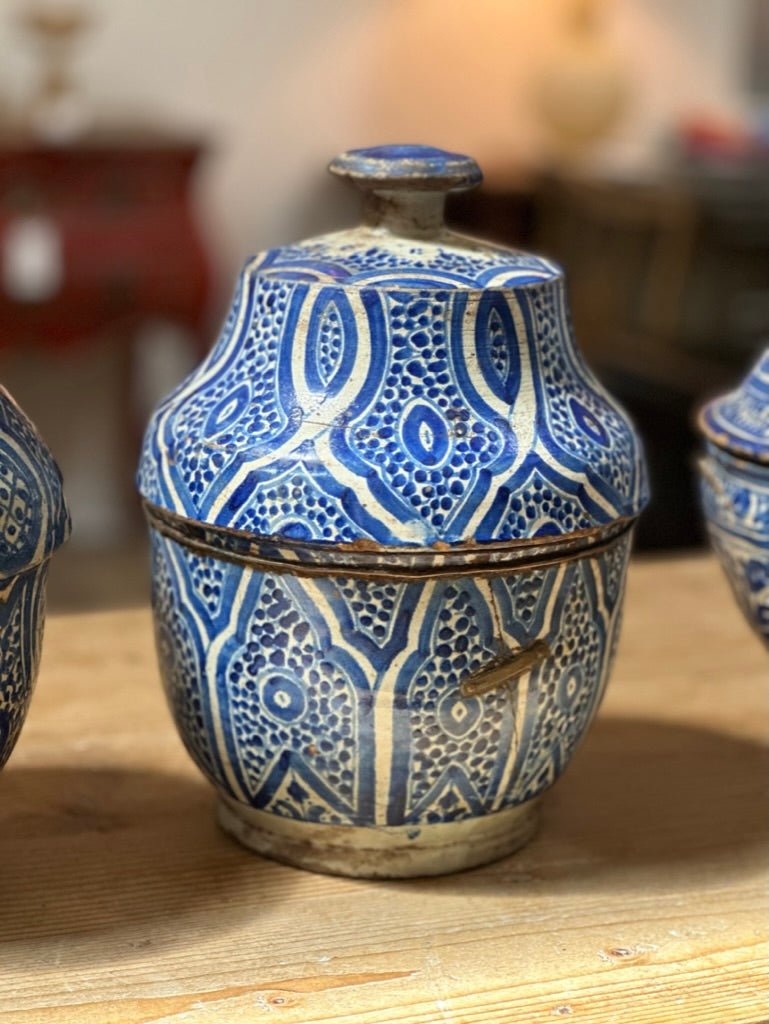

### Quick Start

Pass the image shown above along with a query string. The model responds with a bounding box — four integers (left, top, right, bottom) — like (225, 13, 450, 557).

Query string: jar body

(699, 446, 769, 646)
(0, 560, 49, 768)
(149, 526, 631, 876)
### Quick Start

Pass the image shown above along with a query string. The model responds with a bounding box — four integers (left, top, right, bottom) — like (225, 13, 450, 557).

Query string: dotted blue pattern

(700, 447, 769, 645)
(0, 390, 70, 579)
(138, 261, 647, 547)
(0, 389, 68, 769)
(139, 216, 646, 832)
(150, 530, 631, 825)
(0, 563, 48, 769)
(255, 231, 558, 288)
(701, 349, 769, 463)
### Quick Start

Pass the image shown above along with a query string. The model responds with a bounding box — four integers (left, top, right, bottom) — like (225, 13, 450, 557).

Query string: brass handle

(460, 639, 550, 698)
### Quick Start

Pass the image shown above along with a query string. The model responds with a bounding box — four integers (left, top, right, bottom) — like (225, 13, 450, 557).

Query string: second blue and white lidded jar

(697, 349, 769, 647)
(138, 145, 648, 877)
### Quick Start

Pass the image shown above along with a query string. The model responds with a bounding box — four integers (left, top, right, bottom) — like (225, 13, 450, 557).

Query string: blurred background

(0, 0, 766, 610)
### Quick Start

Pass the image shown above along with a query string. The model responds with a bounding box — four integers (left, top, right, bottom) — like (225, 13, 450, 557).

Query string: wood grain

(0, 555, 766, 1024)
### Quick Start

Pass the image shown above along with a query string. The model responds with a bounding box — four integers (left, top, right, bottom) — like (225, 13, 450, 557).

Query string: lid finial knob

(329, 144, 482, 236)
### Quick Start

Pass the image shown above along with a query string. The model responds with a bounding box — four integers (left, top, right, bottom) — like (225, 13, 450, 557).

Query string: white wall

(0, 0, 754, 544)
(1, 0, 753, 281)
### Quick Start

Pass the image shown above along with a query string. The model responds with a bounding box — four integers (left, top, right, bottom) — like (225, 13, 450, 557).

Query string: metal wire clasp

(460, 639, 551, 698)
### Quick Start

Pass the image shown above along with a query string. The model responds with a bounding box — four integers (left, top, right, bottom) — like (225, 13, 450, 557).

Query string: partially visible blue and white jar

(0, 386, 70, 768)
(698, 349, 769, 647)
(138, 145, 648, 877)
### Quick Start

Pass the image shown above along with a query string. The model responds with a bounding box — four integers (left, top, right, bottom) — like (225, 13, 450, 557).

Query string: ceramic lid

(699, 348, 769, 465)
(0, 387, 70, 580)
(138, 145, 647, 554)
(253, 145, 561, 290)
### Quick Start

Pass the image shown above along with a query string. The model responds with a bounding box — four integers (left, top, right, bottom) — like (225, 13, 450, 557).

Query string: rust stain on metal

(143, 499, 636, 582)
(344, 537, 382, 552)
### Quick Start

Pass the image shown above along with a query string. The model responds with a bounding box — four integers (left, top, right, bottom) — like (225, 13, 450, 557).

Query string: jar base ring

(216, 795, 541, 879)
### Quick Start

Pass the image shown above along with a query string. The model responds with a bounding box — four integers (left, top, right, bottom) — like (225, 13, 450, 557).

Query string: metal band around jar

(142, 500, 635, 582)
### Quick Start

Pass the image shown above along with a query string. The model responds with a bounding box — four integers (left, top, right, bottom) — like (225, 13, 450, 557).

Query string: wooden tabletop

(0, 554, 766, 1024)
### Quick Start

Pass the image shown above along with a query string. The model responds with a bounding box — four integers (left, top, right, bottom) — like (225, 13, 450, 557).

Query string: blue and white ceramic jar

(0, 386, 70, 768)
(138, 146, 648, 877)
(698, 349, 769, 647)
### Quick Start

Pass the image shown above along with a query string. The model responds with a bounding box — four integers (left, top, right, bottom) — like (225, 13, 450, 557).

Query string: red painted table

(0, 136, 210, 350)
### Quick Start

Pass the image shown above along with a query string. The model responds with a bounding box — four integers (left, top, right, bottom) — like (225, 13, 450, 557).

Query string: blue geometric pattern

(328, 145, 483, 194)
(700, 349, 769, 465)
(138, 264, 647, 547)
(254, 235, 559, 288)
(0, 387, 70, 579)
(700, 445, 769, 646)
(0, 563, 48, 768)
(0, 386, 69, 768)
(150, 530, 631, 826)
